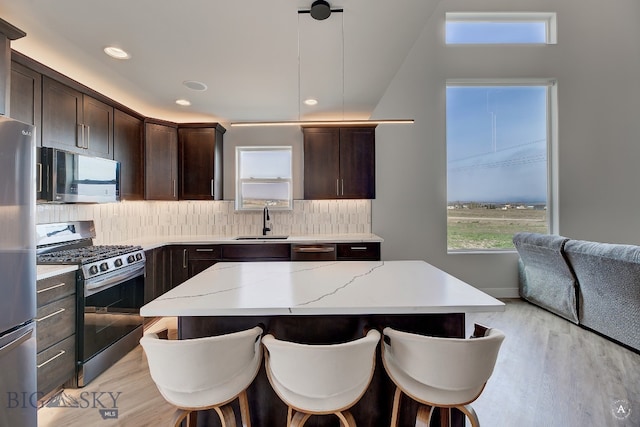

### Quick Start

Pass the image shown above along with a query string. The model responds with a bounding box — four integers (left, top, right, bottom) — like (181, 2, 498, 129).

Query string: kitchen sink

(234, 235, 289, 240)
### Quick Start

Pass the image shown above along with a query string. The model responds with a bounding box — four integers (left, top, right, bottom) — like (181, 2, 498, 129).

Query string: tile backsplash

(36, 200, 372, 244)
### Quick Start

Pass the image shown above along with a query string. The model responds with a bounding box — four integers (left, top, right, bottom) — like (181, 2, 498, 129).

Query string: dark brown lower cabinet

(35, 271, 77, 398)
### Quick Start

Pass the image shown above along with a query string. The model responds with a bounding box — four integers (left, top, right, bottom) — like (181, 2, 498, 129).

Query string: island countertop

(140, 260, 505, 317)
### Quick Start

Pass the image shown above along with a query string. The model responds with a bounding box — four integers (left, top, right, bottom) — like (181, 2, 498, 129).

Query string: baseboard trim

(481, 287, 520, 298)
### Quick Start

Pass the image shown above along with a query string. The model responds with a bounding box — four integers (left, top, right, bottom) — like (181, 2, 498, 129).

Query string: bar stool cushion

(382, 326, 504, 406)
(262, 329, 380, 413)
(140, 326, 263, 409)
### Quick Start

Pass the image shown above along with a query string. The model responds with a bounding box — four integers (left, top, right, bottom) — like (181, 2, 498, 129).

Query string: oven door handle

(85, 264, 144, 297)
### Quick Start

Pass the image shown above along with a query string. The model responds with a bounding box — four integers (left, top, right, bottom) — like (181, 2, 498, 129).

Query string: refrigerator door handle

(0, 328, 33, 358)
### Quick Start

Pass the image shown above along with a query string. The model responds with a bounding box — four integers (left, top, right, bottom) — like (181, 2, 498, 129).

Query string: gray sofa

(513, 232, 640, 353)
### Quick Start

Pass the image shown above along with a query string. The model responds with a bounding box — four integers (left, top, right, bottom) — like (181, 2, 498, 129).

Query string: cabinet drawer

(37, 271, 76, 307)
(222, 244, 290, 261)
(336, 243, 381, 260)
(187, 245, 221, 260)
(37, 334, 76, 396)
(36, 295, 76, 353)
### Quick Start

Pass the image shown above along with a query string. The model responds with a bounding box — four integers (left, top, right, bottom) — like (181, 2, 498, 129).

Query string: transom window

(446, 12, 557, 44)
(235, 146, 292, 210)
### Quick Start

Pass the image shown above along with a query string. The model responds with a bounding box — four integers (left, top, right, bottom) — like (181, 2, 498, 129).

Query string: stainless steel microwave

(40, 148, 120, 203)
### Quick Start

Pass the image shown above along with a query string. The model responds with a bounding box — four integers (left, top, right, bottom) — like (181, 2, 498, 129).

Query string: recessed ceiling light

(183, 80, 208, 91)
(304, 98, 318, 106)
(175, 99, 191, 106)
(103, 46, 131, 60)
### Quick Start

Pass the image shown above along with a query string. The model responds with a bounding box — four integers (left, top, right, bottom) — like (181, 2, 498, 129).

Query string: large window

(236, 146, 292, 210)
(446, 81, 555, 251)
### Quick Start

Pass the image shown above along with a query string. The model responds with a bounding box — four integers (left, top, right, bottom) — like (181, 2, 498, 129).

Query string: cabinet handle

(37, 282, 67, 294)
(77, 124, 84, 148)
(183, 249, 187, 269)
(336, 179, 339, 196)
(173, 179, 177, 198)
(86, 125, 90, 149)
(350, 246, 368, 250)
(211, 179, 215, 198)
(37, 163, 42, 193)
(196, 248, 214, 252)
(35, 308, 65, 322)
(293, 247, 335, 253)
(37, 350, 66, 368)
(341, 179, 344, 196)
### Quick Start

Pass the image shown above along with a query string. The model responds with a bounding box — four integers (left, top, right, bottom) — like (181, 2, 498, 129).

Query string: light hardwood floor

(37, 300, 639, 426)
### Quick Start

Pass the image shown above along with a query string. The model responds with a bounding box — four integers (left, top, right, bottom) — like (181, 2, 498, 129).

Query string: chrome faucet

(262, 206, 271, 236)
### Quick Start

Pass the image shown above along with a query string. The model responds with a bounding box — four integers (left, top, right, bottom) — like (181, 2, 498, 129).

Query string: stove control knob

(114, 258, 123, 267)
(100, 262, 109, 272)
(135, 253, 143, 261)
(127, 255, 136, 264)
(89, 265, 99, 275)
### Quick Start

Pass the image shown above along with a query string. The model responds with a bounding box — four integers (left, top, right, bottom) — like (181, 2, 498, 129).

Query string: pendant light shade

(310, 0, 331, 20)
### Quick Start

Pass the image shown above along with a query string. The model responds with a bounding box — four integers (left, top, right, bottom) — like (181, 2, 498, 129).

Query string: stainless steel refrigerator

(0, 116, 37, 426)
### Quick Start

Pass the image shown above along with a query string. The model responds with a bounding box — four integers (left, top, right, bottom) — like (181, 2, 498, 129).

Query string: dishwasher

(290, 244, 337, 261)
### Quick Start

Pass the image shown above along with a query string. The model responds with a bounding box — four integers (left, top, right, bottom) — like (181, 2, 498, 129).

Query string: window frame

(445, 78, 558, 253)
(235, 146, 293, 211)
(445, 12, 558, 45)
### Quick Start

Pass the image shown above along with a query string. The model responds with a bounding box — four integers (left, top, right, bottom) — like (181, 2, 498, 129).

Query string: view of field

(447, 206, 547, 250)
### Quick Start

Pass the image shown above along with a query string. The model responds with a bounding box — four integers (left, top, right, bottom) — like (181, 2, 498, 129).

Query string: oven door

(78, 265, 144, 366)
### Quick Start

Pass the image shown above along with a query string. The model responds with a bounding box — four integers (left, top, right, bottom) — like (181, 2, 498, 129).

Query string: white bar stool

(381, 325, 505, 427)
(140, 326, 263, 427)
(262, 329, 380, 427)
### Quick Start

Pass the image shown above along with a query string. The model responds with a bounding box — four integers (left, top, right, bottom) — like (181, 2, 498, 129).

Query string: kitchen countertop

(140, 260, 505, 317)
(36, 233, 383, 280)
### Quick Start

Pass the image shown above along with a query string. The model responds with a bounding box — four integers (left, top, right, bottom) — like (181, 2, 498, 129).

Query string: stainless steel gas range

(36, 221, 145, 387)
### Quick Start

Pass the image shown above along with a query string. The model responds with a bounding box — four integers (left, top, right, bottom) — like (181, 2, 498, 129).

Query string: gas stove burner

(37, 245, 144, 265)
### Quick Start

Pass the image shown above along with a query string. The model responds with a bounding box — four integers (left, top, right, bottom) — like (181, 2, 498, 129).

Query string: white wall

(371, 0, 640, 296)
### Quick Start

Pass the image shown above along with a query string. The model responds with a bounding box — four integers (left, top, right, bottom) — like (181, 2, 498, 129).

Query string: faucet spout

(262, 207, 271, 236)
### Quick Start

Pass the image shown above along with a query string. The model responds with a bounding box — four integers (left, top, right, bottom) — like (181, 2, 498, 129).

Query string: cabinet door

(10, 61, 41, 144)
(145, 122, 178, 200)
(178, 126, 223, 200)
(144, 247, 168, 302)
(168, 246, 190, 288)
(42, 76, 82, 153)
(82, 95, 113, 158)
(339, 128, 375, 199)
(114, 109, 144, 200)
(303, 127, 340, 199)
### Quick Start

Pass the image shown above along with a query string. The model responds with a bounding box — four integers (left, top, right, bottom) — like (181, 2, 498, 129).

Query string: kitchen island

(141, 260, 504, 427)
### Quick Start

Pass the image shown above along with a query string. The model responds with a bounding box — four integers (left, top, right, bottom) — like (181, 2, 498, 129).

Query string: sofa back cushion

(513, 232, 579, 323)
(563, 239, 640, 351)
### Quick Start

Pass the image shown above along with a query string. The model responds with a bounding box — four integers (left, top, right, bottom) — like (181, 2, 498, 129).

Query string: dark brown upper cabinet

(114, 109, 144, 200)
(10, 61, 42, 144)
(303, 126, 376, 199)
(145, 121, 178, 200)
(178, 123, 225, 200)
(42, 76, 113, 158)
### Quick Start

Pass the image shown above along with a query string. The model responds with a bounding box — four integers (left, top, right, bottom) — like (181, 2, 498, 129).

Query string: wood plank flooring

(37, 300, 640, 426)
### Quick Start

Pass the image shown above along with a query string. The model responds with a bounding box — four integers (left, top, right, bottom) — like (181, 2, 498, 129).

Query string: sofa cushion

(513, 232, 579, 323)
(563, 239, 640, 351)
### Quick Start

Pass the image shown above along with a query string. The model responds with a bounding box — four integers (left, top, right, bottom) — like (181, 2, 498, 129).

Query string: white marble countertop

(36, 264, 78, 281)
(140, 260, 505, 317)
(121, 233, 383, 251)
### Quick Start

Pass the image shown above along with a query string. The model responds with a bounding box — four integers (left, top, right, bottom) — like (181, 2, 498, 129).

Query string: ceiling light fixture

(103, 46, 130, 60)
(231, 119, 414, 127)
(175, 99, 191, 106)
(230, 2, 413, 128)
(183, 80, 208, 91)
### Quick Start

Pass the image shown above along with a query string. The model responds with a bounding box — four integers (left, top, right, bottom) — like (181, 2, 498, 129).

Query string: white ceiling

(0, 1, 437, 124)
